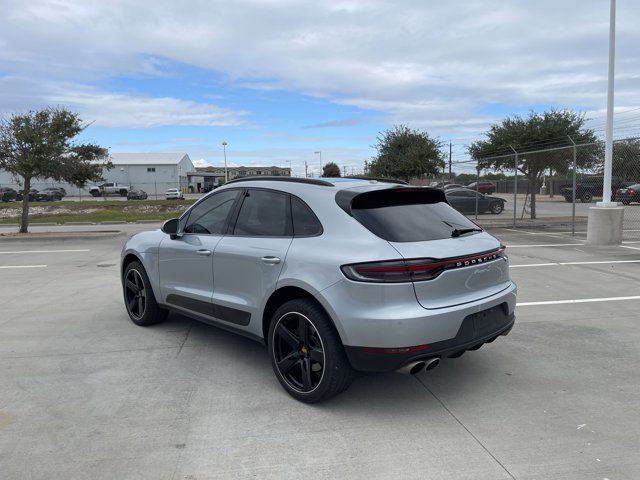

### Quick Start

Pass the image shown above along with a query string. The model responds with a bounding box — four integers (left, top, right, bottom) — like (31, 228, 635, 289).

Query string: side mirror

(161, 218, 181, 239)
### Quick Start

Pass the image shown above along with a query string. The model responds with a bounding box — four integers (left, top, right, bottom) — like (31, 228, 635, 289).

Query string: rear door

(212, 188, 293, 328)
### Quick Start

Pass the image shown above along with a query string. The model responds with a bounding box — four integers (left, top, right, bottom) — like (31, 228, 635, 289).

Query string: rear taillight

(341, 247, 505, 283)
(630, 189, 636, 195)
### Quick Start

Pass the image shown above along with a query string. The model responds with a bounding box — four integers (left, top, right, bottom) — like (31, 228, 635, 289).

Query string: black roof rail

(342, 176, 408, 185)
(224, 176, 334, 187)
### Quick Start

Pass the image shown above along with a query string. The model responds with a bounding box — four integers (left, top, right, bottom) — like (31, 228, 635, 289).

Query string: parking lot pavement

(1, 226, 639, 479)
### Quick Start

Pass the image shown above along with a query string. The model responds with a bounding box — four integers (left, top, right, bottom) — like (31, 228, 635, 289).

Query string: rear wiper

(451, 228, 483, 238)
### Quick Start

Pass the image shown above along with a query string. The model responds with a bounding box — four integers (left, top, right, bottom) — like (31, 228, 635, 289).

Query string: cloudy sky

(1, 0, 639, 175)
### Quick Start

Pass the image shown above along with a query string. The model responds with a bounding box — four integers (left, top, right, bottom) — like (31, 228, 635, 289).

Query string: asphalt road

(1, 224, 639, 479)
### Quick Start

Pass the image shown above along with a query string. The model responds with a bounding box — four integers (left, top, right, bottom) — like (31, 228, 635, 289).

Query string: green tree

(322, 162, 341, 177)
(468, 110, 599, 219)
(0, 108, 110, 232)
(609, 138, 640, 180)
(369, 125, 443, 182)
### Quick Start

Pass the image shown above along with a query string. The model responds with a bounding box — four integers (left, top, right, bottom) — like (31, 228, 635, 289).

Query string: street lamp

(314, 151, 322, 177)
(222, 141, 228, 183)
(600, 0, 616, 207)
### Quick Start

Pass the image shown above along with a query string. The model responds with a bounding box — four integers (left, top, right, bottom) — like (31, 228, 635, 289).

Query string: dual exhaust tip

(396, 357, 440, 375)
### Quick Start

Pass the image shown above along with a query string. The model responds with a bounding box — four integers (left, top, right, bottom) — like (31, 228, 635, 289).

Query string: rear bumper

(344, 303, 515, 372)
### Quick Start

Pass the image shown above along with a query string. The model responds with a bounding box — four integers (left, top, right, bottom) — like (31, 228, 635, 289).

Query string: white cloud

(192, 158, 215, 168)
(0, 77, 246, 128)
(1, 0, 639, 135)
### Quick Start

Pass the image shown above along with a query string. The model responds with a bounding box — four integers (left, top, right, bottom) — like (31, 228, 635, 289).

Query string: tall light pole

(222, 141, 228, 183)
(587, 0, 623, 245)
(314, 151, 322, 177)
(600, 0, 616, 207)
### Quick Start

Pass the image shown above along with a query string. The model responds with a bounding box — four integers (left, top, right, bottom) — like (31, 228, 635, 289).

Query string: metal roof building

(0, 152, 196, 197)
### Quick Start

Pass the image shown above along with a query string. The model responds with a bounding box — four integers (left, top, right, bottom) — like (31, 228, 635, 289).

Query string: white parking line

(511, 259, 640, 268)
(0, 249, 90, 254)
(507, 243, 585, 248)
(620, 245, 640, 251)
(0, 265, 47, 269)
(517, 296, 640, 306)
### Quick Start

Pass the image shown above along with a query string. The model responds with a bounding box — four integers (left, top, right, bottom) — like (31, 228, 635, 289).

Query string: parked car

(121, 177, 516, 403)
(560, 176, 631, 203)
(16, 189, 39, 201)
(35, 188, 64, 201)
(0, 187, 19, 202)
(443, 183, 464, 190)
(165, 188, 184, 200)
(466, 181, 496, 194)
(445, 188, 505, 214)
(615, 184, 640, 205)
(90, 182, 130, 197)
(127, 189, 148, 200)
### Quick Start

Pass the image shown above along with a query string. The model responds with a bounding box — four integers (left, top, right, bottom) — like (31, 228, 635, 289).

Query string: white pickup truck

(89, 182, 131, 197)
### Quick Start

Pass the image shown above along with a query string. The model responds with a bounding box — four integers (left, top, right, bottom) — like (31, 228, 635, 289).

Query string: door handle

(261, 256, 281, 265)
(196, 249, 212, 256)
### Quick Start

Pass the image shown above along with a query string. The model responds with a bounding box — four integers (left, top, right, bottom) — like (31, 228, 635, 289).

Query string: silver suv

(121, 177, 516, 403)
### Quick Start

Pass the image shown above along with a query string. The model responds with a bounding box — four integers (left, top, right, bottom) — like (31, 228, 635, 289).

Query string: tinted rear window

(349, 188, 480, 242)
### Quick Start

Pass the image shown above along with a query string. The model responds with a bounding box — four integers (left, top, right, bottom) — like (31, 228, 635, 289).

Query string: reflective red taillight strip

(354, 247, 505, 274)
(362, 344, 429, 355)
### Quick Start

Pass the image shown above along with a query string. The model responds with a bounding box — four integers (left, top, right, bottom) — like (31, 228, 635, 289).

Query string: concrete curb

(0, 230, 125, 242)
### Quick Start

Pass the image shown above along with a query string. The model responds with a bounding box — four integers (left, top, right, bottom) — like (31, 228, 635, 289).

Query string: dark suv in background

(560, 176, 632, 203)
(0, 187, 19, 202)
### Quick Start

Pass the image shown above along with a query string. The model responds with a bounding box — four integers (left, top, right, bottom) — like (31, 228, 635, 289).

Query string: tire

(91, 191, 101, 197)
(564, 195, 572, 203)
(490, 201, 504, 214)
(268, 298, 354, 403)
(581, 192, 593, 203)
(622, 200, 631, 205)
(120, 189, 128, 197)
(123, 260, 168, 326)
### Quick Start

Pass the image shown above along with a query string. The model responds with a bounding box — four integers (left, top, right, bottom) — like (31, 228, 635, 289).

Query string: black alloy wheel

(268, 298, 354, 403)
(124, 268, 146, 320)
(581, 192, 593, 203)
(272, 312, 325, 393)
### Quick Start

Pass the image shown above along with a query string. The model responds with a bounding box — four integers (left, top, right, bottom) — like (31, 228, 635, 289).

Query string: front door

(212, 188, 293, 328)
(158, 189, 241, 315)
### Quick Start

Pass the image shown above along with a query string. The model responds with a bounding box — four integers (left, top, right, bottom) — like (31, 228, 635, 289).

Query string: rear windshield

(349, 188, 480, 242)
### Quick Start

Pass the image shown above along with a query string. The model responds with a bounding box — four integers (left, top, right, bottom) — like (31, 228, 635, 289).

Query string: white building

(0, 152, 195, 196)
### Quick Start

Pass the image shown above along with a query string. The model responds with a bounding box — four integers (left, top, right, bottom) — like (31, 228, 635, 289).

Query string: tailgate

(389, 233, 511, 310)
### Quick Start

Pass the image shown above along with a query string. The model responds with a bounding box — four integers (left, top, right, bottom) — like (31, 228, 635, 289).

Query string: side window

(291, 196, 322, 236)
(233, 190, 292, 237)
(184, 189, 240, 234)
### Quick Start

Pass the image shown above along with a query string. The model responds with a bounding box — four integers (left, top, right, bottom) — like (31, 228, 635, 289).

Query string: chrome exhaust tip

(396, 360, 426, 375)
(424, 357, 440, 371)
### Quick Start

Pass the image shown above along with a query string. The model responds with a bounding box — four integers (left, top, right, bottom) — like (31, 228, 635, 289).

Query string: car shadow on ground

(153, 311, 501, 415)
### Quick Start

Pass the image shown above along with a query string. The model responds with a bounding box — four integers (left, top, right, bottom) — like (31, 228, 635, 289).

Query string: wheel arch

(121, 252, 142, 277)
(261, 285, 343, 346)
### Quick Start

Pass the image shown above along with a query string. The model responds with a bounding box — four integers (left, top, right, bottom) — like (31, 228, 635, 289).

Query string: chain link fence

(425, 136, 640, 239)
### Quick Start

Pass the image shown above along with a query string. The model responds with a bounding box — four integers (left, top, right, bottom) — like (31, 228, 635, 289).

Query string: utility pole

(449, 140, 452, 181)
(343, 165, 346, 177)
(304, 161, 308, 178)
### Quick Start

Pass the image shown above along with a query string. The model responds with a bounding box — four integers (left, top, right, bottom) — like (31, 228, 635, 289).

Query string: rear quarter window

(346, 188, 480, 242)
